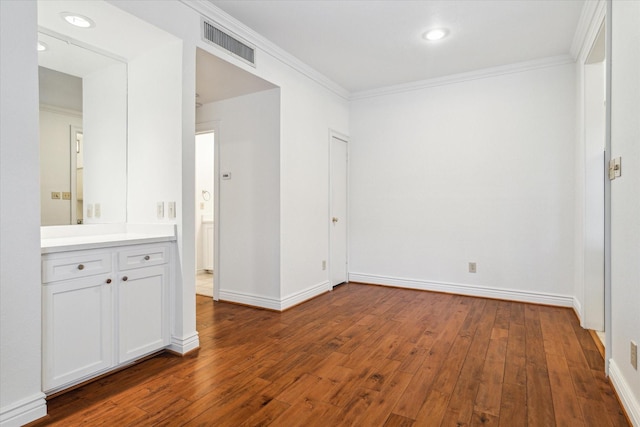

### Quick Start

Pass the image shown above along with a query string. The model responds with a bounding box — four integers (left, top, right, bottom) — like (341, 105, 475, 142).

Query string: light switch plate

(87, 204, 93, 218)
(94, 203, 101, 218)
(157, 202, 164, 219)
(168, 201, 176, 219)
(51, 192, 61, 200)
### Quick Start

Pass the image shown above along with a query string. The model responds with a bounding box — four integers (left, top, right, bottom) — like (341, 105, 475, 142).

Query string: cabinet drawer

(43, 252, 112, 283)
(118, 244, 168, 271)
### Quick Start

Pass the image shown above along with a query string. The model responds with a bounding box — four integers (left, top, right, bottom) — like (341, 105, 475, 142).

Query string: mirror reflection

(38, 29, 127, 226)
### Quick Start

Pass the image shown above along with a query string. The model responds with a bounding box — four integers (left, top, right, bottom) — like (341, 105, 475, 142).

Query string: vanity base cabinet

(42, 274, 113, 391)
(118, 264, 170, 363)
(42, 243, 172, 395)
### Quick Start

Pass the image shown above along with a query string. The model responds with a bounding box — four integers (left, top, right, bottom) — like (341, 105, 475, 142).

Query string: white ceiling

(196, 48, 277, 104)
(209, 0, 586, 93)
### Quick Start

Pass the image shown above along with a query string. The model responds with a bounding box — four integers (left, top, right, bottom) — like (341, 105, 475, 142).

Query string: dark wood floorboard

(29, 283, 630, 426)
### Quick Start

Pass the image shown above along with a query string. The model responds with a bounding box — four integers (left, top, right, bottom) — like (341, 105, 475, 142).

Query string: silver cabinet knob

(144, 255, 150, 261)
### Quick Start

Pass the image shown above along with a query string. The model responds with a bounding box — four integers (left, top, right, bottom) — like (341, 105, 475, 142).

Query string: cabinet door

(118, 264, 169, 363)
(43, 274, 113, 392)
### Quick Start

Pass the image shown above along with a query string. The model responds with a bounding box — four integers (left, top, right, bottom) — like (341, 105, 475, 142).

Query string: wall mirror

(38, 2, 128, 226)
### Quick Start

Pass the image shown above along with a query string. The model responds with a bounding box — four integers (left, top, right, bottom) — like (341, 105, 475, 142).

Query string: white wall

(198, 89, 281, 303)
(350, 63, 576, 304)
(609, 1, 640, 423)
(39, 108, 82, 226)
(112, 0, 350, 311)
(127, 42, 182, 225)
(0, 1, 47, 425)
(83, 63, 127, 223)
(278, 74, 350, 304)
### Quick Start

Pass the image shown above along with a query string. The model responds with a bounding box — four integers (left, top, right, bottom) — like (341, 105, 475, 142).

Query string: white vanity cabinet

(42, 242, 172, 394)
(117, 244, 170, 363)
(42, 263, 114, 391)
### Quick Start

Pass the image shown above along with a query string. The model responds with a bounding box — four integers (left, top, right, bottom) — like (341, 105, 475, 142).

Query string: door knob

(332, 217, 339, 223)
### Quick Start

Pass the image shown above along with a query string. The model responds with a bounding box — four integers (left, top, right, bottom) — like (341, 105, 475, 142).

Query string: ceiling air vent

(202, 19, 255, 66)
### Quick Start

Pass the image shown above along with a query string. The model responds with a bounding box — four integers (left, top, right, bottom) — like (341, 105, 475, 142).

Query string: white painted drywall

(350, 63, 576, 302)
(278, 73, 350, 303)
(127, 41, 183, 225)
(610, 1, 640, 423)
(198, 89, 281, 301)
(112, 0, 350, 310)
(39, 109, 82, 226)
(83, 62, 127, 223)
(0, 1, 47, 425)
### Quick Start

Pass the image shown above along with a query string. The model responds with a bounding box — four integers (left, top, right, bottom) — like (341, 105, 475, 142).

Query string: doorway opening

(195, 130, 215, 297)
(329, 132, 349, 288)
(583, 19, 606, 348)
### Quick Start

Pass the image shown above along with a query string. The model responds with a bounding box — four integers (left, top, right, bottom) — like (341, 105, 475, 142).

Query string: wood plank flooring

(31, 283, 629, 426)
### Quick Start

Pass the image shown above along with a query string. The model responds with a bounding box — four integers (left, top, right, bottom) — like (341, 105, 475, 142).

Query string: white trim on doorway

(196, 120, 220, 301)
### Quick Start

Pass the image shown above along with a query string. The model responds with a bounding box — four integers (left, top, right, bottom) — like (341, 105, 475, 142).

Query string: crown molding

(571, 0, 599, 59)
(350, 54, 575, 101)
(180, 0, 350, 101)
(573, 0, 606, 64)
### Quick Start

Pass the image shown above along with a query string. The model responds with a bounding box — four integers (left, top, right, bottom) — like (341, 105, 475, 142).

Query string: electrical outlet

(157, 202, 164, 219)
(168, 201, 176, 219)
(51, 192, 61, 200)
(94, 203, 101, 218)
(62, 192, 71, 200)
(322, 260, 327, 271)
(631, 341, 638, 370)
(87, 204, 93, 218)
(469, 262, 477, 273)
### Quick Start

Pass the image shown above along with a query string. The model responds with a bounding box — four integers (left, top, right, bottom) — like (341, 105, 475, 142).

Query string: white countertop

(41, 224, 177, 254)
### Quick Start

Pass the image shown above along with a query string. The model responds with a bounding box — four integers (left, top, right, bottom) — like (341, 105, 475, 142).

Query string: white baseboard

(168, 332, 200, 355)
(348, 272, 574, 307)
(280, 280, 331, 311)
(0, 393, 47, 427)
(573, 297, 584, 325)
(219, 289, 282, 311)
(219, 281, 331, 311)
(609, 359, 640, 426)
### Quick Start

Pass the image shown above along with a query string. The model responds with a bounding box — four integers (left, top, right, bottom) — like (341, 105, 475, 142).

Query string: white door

(42, 274, 114, 391)
(330, 135, 348, 286)
(118, 264, 169, 363)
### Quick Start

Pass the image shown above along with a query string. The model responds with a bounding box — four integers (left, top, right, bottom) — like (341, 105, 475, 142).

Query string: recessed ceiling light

(423, 28, 449, 42)
(61, 12, 95, 29)
(37, 41, 48, 52)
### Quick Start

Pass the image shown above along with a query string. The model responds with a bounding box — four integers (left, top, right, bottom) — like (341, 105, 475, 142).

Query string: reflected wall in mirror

(38, 22, 127, 225)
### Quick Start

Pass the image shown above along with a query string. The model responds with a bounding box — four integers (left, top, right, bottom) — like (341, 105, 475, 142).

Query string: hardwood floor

(31, 283, 629, 426)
